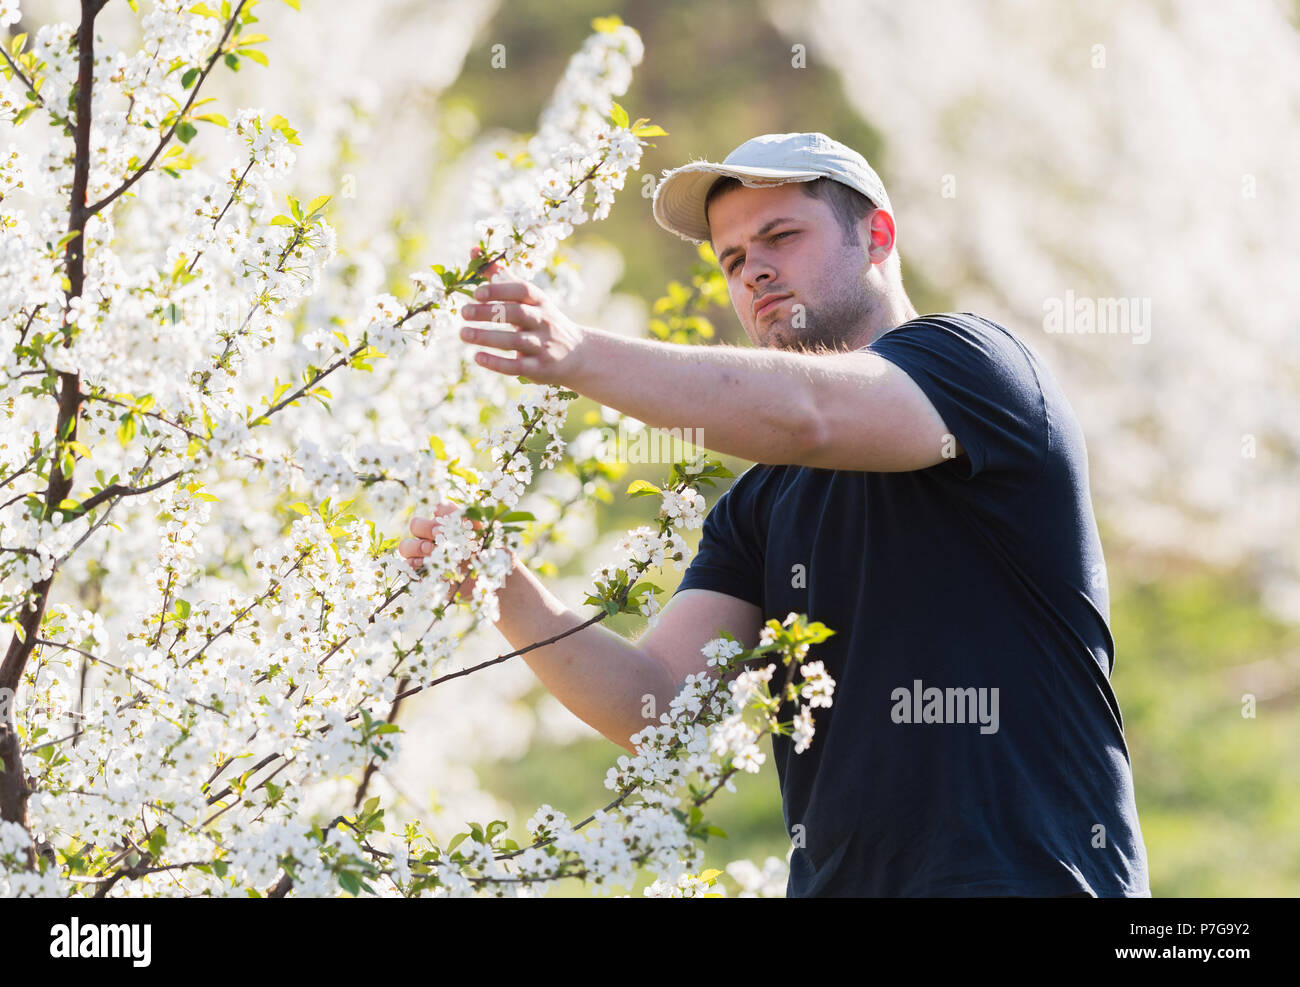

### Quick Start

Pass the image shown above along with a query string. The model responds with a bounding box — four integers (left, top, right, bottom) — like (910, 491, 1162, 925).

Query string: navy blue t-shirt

(672, 312, 1150, 897)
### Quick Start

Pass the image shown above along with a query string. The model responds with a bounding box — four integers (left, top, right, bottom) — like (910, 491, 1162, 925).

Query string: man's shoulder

(873, 311, 1033, 354)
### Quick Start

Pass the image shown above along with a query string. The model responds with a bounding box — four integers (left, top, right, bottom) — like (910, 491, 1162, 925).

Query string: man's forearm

(491, 550, 678, 754)
(567, 327, 821, 465)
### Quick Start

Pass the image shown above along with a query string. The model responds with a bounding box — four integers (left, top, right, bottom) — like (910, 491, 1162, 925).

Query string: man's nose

(743, 254, 776, 289)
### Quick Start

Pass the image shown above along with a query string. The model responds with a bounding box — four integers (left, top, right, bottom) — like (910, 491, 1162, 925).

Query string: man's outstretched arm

(459, 276, 959, 471)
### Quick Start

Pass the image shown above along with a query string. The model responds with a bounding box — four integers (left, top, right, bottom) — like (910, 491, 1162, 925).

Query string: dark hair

(704, 175, 877, 248)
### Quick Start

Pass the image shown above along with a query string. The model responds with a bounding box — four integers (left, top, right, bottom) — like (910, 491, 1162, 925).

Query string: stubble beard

(762, 279, 879, 355)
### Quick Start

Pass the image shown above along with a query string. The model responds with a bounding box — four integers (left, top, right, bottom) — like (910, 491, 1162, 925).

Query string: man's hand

(398, 502, 486, 603)
(458, 270, 590, 386)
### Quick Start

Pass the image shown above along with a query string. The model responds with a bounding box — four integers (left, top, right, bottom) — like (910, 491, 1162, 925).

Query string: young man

(400, 132, 1151, 898)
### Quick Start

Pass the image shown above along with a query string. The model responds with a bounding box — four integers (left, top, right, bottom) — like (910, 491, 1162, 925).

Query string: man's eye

(726, 232, 794, 274)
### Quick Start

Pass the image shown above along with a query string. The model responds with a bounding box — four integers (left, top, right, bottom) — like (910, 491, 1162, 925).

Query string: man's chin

(761, 323, 792, 350)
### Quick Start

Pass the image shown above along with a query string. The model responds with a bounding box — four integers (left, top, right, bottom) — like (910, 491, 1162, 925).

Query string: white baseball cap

(651, 131, 893, 245)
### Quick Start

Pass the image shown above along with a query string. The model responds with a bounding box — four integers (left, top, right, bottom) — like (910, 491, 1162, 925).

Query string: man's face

(707, 181, 888, 353)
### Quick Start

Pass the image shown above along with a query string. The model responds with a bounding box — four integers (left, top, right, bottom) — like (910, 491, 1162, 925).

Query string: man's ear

(865, 209, 897, 265)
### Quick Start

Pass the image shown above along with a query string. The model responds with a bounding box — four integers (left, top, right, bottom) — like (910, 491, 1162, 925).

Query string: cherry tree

(0, 1, 834, 896)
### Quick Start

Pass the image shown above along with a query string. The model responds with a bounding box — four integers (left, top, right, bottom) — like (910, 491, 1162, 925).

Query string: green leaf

(447, 462, 477, 483)
(238, 48, 269, 67)
(609, 101, 629, 129)
(175, 121, 197, 144)
(626, 479, 660, 497)
(181, 67, 200, 89)
(269, 114, 300, 145)
(633, 124, 668, 138)
(146, 828, 167, 857)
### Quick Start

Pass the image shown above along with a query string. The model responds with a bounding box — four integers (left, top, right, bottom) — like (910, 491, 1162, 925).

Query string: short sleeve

(868, 314, 1049, 479)
(671, 471, 765, 609)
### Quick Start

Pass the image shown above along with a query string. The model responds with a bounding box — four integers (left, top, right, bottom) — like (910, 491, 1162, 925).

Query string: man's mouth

(755, 293, 791, 319)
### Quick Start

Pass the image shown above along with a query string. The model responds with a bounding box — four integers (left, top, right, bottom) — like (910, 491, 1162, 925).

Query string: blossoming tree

(0, 1, 835, 896)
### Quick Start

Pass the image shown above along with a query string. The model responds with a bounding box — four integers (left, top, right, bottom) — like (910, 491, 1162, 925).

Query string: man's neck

(857, 293, 920, 348)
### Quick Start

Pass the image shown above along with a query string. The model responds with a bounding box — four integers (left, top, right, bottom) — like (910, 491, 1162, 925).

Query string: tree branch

(0, 0, 109, 842)
(84, 0, 250, 218)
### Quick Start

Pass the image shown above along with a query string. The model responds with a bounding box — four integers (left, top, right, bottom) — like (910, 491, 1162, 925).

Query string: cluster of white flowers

(791, 705, 816, 755)
(758, 611, 803, 648)
(0, 819, 32, 862)
(643, 871, 720, 897)
(798, 659, 836, 709)
(232, 107, 296, 179)
(657, 487, 706, 529)
(356, 292, 404, 353)
(472, 22, 647, 279)
(525, 803, 569, 838)
(294, 436, 357, 495)
(0, 7, 832, 899)
(725, 663, 776, 709)
(724, 855, 789, 898)
(587, 513, 693, 622)
(712, 716, 767, 774)
(701, 636, 745, 667)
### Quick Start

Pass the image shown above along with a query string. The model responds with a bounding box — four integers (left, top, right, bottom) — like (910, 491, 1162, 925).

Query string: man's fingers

(398, 536, 432, 559)
(471, 280, 544, 305)
(462, 324, 543, 354)
(460, 301, 543, 332)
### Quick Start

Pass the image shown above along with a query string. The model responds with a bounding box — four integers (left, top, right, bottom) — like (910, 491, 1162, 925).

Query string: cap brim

(651, 163, 823, 244)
